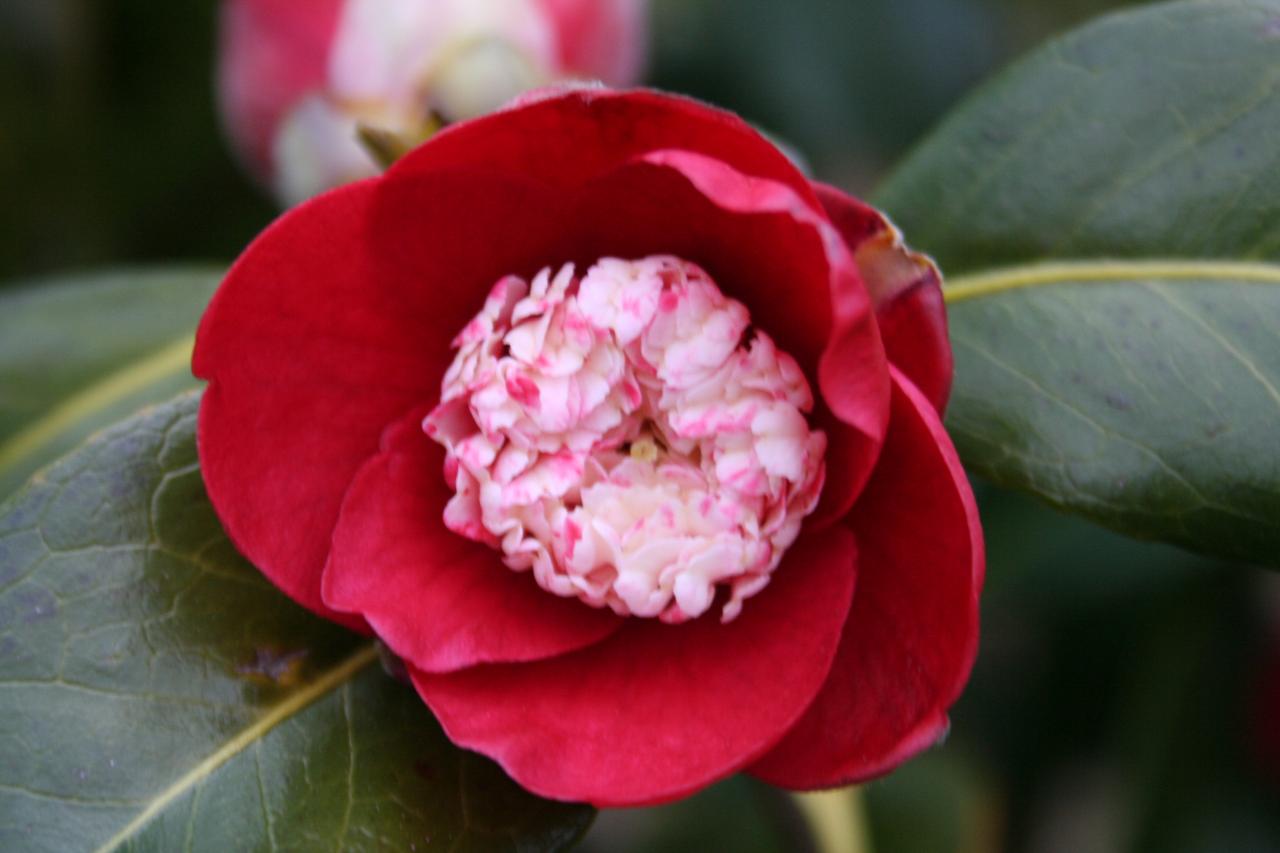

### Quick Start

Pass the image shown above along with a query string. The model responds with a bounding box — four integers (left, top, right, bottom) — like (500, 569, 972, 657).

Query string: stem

(792, 787, 872, 853)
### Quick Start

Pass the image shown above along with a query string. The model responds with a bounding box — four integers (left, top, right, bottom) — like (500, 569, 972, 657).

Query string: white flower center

(424, 256, 827, 622)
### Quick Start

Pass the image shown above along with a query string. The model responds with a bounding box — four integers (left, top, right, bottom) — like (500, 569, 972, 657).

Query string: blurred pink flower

(217, 0, 648, 205)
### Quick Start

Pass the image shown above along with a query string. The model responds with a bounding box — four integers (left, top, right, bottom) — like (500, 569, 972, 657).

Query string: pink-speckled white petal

(423, 255, 827, 622)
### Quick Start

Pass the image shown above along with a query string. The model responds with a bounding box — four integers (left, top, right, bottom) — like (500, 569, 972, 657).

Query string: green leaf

(0, 269, 220, 498)
(0, 393, 594, 852)
(875, 0, 1280, 566)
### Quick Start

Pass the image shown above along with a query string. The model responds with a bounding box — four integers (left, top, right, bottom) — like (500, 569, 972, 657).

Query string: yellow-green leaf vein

(93, 644, 379, 853)
(0, 334, 196, 484)
(943, 259, 1280, 303)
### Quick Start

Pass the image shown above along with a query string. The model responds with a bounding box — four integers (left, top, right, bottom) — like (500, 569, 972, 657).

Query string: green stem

(792, 787, 872, 853)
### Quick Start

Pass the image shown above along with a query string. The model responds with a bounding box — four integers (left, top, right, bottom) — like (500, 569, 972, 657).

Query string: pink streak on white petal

(423, 256, 826, 622)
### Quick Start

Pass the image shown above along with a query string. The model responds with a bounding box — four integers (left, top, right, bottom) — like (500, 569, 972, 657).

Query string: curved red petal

(218, 0, 344, 181)
(195, 180, 467, 629)
(412, 526, 857, 807)
(388, 88, 819, 213)
(808, 411, 879, 529)
(813, 183, 953, 414)
(322, 407, 622, 672)
(749, 367, 984, 788)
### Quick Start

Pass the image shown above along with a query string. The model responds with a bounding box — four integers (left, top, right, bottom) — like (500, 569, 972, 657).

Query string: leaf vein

(1141, 281, 1280, 412)
(90, 644, 378, 853)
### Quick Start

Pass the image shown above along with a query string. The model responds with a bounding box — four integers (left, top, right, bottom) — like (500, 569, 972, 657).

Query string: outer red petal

(367, 161, 862, 416)
(322, 407, 622, 672)
(813, 183, 952, 414)
(534, 0, 649, 85)
(749, 367, 984, 788)
(411, 526, 857, 807)
(389, 88, 820, 221)
(217, 0, 343, 181)
(194, 179, 473, 629)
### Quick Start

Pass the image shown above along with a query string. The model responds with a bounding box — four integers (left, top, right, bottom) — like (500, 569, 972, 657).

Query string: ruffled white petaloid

(424, 256, 826, 622)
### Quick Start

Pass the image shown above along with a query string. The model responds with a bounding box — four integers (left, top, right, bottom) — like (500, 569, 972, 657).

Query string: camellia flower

(218, 0, 648, 205)
(195, 88, 984, 806)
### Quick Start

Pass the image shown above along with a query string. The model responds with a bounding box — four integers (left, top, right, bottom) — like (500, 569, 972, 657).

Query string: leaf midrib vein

(91, 643, 378, 853)
(944, 259, 1280, 303)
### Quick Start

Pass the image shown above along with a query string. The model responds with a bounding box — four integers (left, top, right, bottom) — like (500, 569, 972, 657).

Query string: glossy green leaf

(0, 269, 219, 498)
(0, 393, 594, 852)
(876, 0, 1280, 565)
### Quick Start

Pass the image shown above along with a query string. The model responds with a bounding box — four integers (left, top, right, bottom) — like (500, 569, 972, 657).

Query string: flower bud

(217, 0, 648, 206)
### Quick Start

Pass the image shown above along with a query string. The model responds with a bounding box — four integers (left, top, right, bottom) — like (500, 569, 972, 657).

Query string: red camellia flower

(218, 0, 648, 204)
(195, 88, 984, 806)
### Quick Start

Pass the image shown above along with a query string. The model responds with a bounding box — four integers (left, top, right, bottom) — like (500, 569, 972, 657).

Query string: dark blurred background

(0, 0, 1144, 284)
(3, 1, 1278, 851)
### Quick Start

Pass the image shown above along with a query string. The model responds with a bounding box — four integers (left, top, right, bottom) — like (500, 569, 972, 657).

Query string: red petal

(388, 88, 820, 222)
(218, 0, 344, 181)
(808, 411, 879, 529)
(749, 368, 983, 788)
(195, 180, 467, 629)
(322, 408, 622, 672)
(412, 526, 857, 807)
(814, 183, 953, 413)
